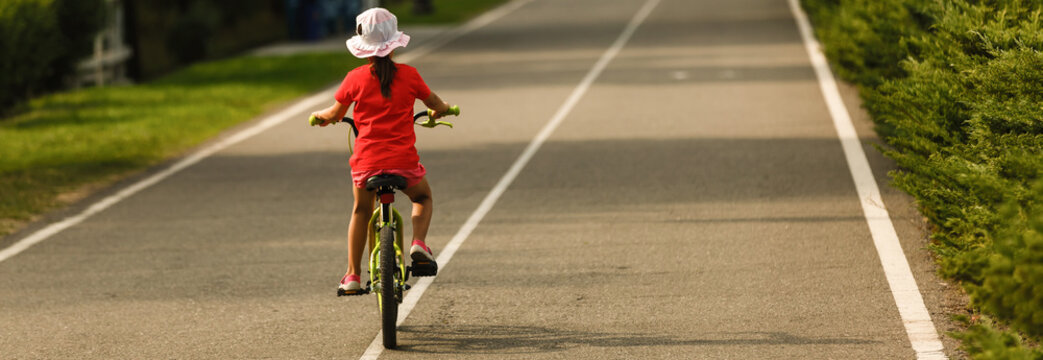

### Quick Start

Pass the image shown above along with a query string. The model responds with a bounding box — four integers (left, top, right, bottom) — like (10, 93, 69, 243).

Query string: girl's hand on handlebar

(309, 102, 348, 127)
(426, 102, 450, 120)
(427, 105, 460, 120)
(417, 105, 459, 128)
(308, 112, 334, 127)
(421, 93, 451, 119)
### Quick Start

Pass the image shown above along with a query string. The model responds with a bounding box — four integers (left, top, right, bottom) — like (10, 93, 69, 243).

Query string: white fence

(75, 0, 132, 88)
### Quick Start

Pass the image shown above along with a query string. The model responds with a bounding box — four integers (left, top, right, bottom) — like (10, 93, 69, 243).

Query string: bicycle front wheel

(379, 226, 398, 349)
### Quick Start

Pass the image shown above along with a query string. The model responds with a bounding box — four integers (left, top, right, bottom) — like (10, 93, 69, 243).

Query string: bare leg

(346, 186, 376, 277)
(401, 177, 433, 243)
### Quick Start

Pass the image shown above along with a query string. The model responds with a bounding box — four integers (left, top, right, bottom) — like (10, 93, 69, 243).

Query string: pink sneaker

(409, 240, 438, 277)
(337, 274, 364, 296)
(410, 240, 435, 262)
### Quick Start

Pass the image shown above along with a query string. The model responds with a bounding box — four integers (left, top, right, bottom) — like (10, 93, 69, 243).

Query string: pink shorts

(351, 163, 427, 189)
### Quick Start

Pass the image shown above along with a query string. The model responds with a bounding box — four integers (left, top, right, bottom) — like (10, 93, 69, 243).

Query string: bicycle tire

(379, 226, 398, 349)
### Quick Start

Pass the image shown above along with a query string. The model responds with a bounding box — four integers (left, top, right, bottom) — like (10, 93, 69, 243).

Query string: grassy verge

(384, 0, 510, 24)
(800, 0, 1043, 358)
(0, 53, 364, 236)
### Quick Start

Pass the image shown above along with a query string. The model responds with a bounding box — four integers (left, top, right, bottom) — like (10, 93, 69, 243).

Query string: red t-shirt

(335, 64, 432, 171)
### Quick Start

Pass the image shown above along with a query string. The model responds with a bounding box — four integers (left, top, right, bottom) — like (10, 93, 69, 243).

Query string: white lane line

(358, 0, 662, 358)
(787, 1, 947, 359)
(0, 90, 332, 263)
(0, 0, 504, 264)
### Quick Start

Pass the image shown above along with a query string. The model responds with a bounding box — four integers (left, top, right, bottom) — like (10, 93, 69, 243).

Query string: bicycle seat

(365, 174, 408, 192)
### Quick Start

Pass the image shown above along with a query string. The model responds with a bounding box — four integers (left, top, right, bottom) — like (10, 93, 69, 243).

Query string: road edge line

(0, 89, 334, 263)
(786, 1, 947, 359)
(358, 0, 662, 358)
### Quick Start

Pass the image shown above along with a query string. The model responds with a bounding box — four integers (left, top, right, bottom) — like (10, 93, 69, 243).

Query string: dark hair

(371, 56, 397, 98)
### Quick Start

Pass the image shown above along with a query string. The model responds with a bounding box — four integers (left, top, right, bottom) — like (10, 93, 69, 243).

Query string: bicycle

(309, 105, 459, 349)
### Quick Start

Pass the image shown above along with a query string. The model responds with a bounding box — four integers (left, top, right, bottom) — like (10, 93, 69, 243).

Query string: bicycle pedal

(337, 288, 369, 297)
(409, 261, 438, 277)
(404, 284, 411, 291)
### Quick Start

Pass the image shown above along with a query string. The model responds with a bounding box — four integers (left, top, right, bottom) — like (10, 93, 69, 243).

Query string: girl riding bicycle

(310, 8, 452, 295)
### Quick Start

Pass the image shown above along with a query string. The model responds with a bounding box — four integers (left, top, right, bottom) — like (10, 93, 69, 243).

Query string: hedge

(125, 0, 287, 79)
(0, 0, 104, 112)
(800, 0, 1043, 357)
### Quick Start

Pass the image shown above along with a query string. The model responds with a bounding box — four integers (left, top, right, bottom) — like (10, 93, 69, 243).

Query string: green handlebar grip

(309, 115, 321, 126)
(428, 105, 461, 118)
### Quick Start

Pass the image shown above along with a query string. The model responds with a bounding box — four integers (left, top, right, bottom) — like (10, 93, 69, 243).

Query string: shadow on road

(395, 324, 877, 354)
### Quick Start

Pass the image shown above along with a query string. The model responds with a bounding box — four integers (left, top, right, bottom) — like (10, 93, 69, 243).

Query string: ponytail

(371, 56, 397, 98)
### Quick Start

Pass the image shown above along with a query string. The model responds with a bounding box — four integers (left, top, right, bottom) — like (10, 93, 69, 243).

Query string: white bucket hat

(346, 8, 410, 58)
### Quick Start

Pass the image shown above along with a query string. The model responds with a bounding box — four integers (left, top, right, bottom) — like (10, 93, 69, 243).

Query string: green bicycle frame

(368, 205, 406, 301)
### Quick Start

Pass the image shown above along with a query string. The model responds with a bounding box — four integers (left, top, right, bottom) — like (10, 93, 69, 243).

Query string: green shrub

(165, 1, 219, 63)
(954, 315, 1043, 360)
(801, 0, 1043, 354)
(0, 0, 104, 112)
(0, 0, 63, 110)
(969, 180, 1043, 337)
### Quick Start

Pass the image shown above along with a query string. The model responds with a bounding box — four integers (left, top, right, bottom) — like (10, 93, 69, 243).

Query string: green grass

(0, 53, 364, 236)
(384, 0, 510, 24)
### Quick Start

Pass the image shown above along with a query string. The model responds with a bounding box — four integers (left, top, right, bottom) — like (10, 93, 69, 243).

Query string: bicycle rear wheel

(379, 226, 398, 349)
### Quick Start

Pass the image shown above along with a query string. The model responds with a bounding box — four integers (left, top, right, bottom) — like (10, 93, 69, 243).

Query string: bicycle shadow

(394, 324, 877, 354)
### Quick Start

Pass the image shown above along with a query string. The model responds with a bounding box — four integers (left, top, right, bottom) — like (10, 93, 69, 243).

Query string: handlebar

(308, 105, 460, 129)
(415, 105, 459, 128)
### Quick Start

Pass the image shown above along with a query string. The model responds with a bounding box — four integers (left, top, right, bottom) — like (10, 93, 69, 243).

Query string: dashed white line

(358, 0, 662, 358)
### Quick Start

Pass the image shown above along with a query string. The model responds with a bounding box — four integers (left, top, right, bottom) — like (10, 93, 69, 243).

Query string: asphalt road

(0, 0, 961, 358)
